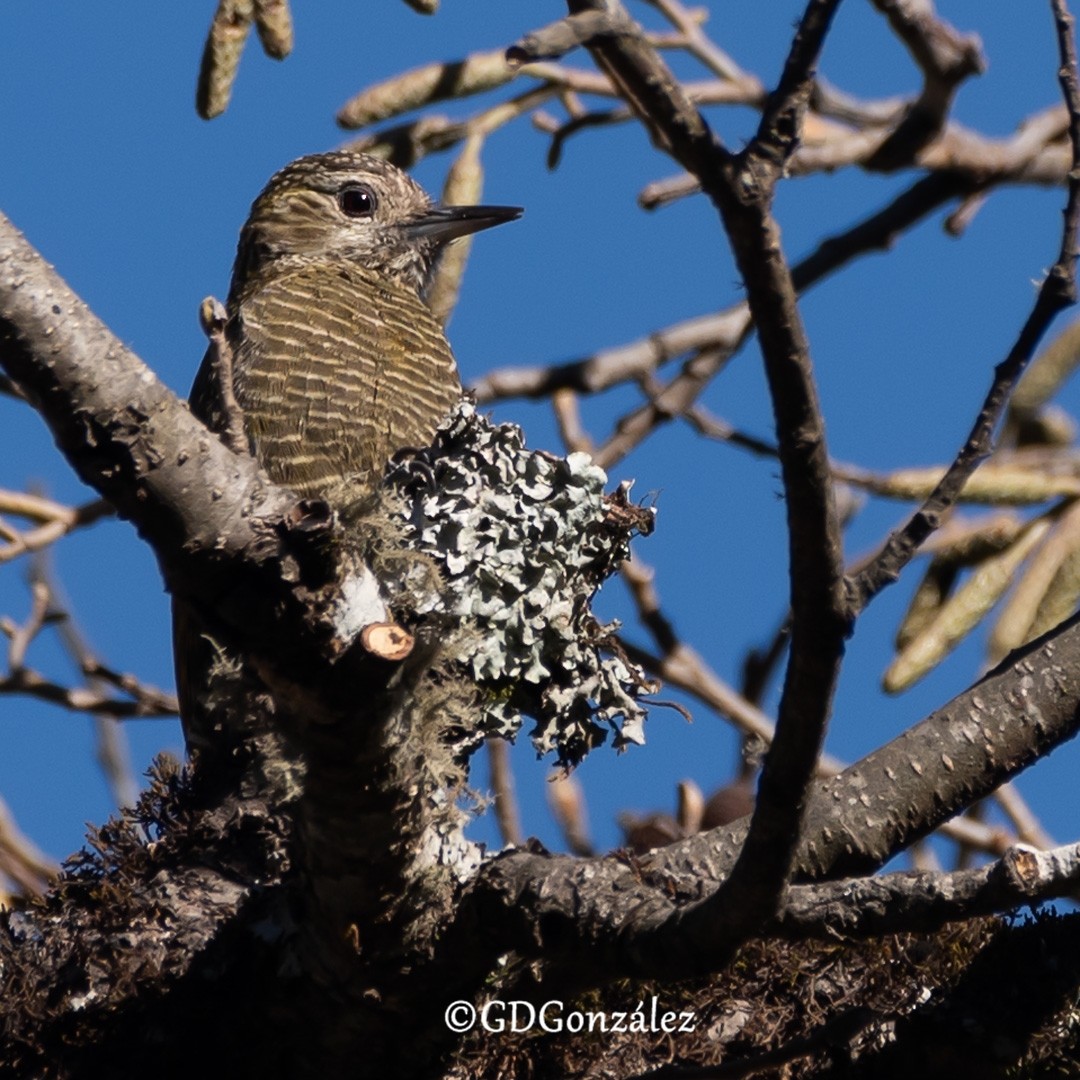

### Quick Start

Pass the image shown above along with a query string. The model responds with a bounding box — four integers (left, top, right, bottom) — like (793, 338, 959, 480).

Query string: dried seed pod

(895, 558, 958, 651)
(196, 0, 255, 120)
(991, 500, 1080, 660)
(1028, 543, 1080, 641)
(868, 464, 1080, 504)
(899, 512, 1024, 653)
(253, 0, 293, 59)
(337, 50, 515, 130)
(427, 135, 485, 327)
(884, 517, 1052, 692)
(1011, 403, 1078, 448)
(676, 779, 705, 834)
(547, 770, 592, 855)
(1010, 317, 1080, 415)
(920, 512, 1025, 563)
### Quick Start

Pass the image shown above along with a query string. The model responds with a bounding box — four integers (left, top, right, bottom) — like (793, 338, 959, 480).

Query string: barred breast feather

(191, 260, 461, 499)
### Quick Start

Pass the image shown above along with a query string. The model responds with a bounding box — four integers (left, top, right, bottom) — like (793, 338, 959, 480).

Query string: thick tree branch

(617, 557, 1035, 861)
(749, 0, 842, 173)
(443, 612, 1080, 981)
(543, 0, 849, 959)
(777, 841, 1080, 939)
(0, 213, 466, 1042)
(0, 212, 387, 698)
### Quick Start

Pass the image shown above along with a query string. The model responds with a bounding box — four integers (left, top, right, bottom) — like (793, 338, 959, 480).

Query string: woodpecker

(174, 149, 521, 757)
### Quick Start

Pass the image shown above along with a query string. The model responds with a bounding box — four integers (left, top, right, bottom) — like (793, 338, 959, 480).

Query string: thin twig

(199, 297, 248, 456)
(993, 780, 1056, 850)
(1, 561, 177, 723)
(618, 618, 1015, 859)
(644, 0, 759, 84)
(486, 737, 524, 847)
(847, 0, 1080, 614)
(0, 664, 178, 720)
(776, 840, 1080, 939)
(547, 770, 594, 856)
(593, 172, 973, 469)
(0, 493, 112, 567)
(4, 578, 51, 672)
(863, 0, 985, 170)
(568, 0, 850, 947)
(551, 388, 595, 454)
(0, 793, 56, 896)
(33, 553, 141, 808)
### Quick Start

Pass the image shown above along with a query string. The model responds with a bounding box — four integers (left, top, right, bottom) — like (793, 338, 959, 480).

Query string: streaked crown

(231, 151, 440, 301)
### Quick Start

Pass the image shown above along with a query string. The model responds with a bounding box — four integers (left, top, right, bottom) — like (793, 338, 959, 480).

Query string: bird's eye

(337, 184, 378, 219)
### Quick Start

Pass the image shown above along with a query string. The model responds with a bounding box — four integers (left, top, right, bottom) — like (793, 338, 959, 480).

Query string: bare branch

(0, 493, 111, 565)
(0, 212, 381, 690)
(486, 737, 524, 848)
(3, 577, 49, 672)
(847, 1, 1080, 613)
(472, 309, 745, 404)
(198, 296, 248, 457)
(640, 99, 1069, 210)
(452, 612, 1080, 979)
(777, 842, 1080, 939)
(0, 664, 177, 720)
(617, 561, 1023, 861)
(864, 0, 985, 169)
(487, 171, 971, 470)
(0, 793, 56, 897)
(550, 387, 595, 454)
(993, 781, 1056, 851)
(506, 11, 623, 65)
(567, 0, 849, 948)
(547, 770, 594, 856)
(645, 0, 760, 85)
(33, 552, 147, 805)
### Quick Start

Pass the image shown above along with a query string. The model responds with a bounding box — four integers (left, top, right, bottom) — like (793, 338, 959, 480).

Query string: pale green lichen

(382, 402, 655, 766)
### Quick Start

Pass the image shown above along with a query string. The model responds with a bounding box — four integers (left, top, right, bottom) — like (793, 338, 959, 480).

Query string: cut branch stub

(361, 622, 415, 661)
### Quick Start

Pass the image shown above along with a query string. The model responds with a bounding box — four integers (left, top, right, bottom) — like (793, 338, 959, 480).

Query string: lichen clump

(383, 402, 655, 765)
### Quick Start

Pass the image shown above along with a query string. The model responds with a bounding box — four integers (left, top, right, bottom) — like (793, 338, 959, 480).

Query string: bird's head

(232, 150, 521, 298)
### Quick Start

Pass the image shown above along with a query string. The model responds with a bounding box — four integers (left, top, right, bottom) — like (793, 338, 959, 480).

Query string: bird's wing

(229, 262, 460, 498)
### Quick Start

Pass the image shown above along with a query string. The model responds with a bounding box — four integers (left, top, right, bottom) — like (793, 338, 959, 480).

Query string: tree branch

(545, 0, 849, 958)
(446, 612, 1080, 980)
(777, 842, 1080, 939)
(864, 0, 985, 170)
(0, 211, 385, 697)
(847, 0, 1080, 613)
(476, 170, 972, 482)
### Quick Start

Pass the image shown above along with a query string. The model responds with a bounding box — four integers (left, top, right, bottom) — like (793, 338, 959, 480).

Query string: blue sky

(1, 3, 1077, 864)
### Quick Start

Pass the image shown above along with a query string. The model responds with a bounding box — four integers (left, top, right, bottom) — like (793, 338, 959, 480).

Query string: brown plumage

(175, 150, 521, 756)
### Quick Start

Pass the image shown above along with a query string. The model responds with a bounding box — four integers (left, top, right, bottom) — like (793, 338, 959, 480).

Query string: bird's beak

(404, 204, 523, 243)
